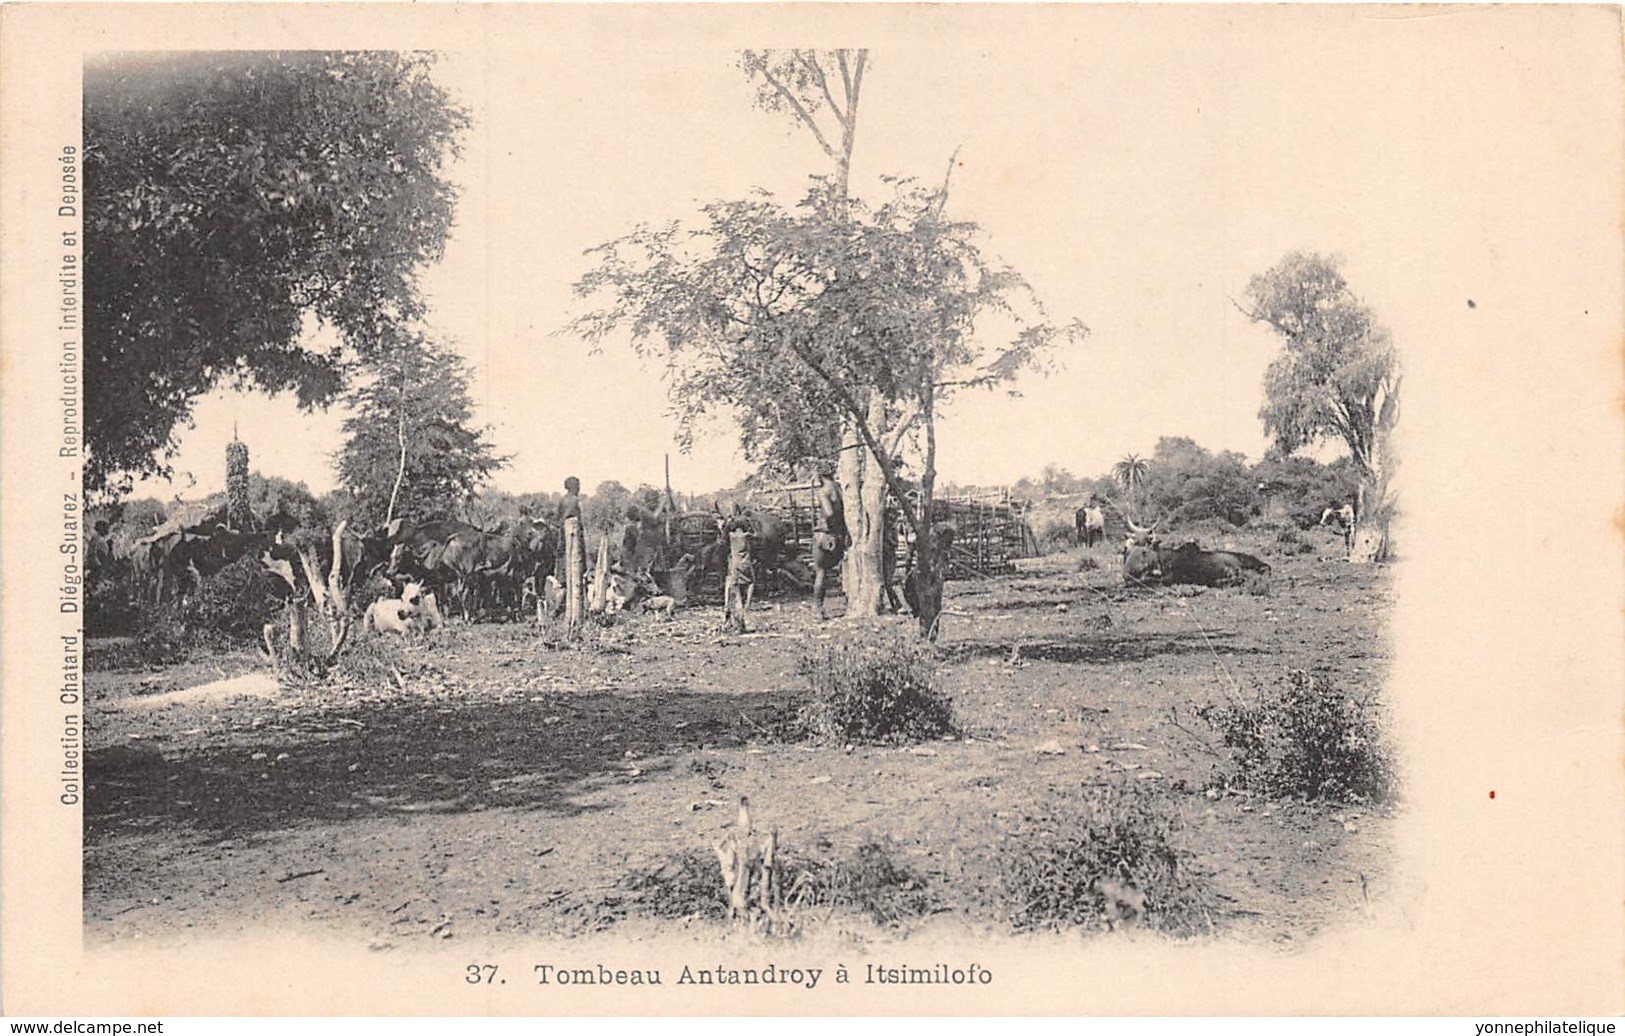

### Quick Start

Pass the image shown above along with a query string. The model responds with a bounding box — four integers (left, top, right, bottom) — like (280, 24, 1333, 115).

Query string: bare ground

(84, 529, 1396, 951)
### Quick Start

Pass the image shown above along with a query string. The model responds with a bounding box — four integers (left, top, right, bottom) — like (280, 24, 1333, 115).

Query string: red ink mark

(1489, 790, 1496, 800)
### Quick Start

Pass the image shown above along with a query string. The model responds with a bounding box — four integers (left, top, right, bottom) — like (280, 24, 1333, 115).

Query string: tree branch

(884, 399, 924, 454)
(757, 65, 838, 159)
(801, 52, 846, 132)
(778, 332, 925, 540)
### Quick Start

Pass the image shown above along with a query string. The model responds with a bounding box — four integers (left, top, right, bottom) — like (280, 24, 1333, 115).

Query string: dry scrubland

(84, 523, 1395, 949)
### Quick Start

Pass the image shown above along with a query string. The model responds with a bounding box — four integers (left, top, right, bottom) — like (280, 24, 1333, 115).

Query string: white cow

(364, 581, 427, 637)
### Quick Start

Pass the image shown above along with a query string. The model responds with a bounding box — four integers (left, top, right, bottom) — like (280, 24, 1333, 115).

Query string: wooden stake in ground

(711, 796, 781, 927)
(564, 517, 584, 636)
(590, 534, 610, 614)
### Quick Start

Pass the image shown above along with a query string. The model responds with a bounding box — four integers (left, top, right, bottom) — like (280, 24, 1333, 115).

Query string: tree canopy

(83, 51, 469, 495)
(570, 179, 1078, 495)
(333, 329, 507, 530)
(570, 177, 1082, 632)
(1139, 437, 1258, 527)
(1242, 252, 1399, 478)
(1243, 251, 1400, 559)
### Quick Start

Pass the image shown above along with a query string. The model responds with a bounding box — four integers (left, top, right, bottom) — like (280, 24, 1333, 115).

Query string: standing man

(810, 467, 848, 619)
(556, 476, 585, 584)
(722, 518, 755, 634)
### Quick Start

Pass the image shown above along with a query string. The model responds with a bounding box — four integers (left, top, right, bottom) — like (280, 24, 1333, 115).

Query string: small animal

(640, 595, 677, 620)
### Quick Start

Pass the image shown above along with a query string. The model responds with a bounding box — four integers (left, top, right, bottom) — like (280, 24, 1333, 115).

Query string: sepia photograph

(1, 3, 1620, 1019)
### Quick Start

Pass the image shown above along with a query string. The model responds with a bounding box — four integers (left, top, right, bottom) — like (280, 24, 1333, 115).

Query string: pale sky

(130, 8, 1601, 500)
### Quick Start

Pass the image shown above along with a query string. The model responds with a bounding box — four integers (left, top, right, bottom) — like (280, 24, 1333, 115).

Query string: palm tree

(1113, 453, 1150, 518)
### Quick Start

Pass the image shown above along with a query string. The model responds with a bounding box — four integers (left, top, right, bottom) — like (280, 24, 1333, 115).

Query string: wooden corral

(925, 497, 1040, 579)
(652, 486, 1039, 594)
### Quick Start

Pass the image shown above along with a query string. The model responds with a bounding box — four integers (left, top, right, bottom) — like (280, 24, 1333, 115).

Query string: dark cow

(389, 517, 556, 621)
(698, 508, 809, 594)
(1122, 539, 1271, 587)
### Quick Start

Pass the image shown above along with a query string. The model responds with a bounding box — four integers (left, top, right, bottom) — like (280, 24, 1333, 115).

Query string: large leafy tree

(83, 51, 468, 496)
(570, 179, 1081, 636)
(574, 49, 1081, 631)
(333, 329, 507, 530)
(1241, 252, 1400, 560)
(1139, 437, 1259, 527)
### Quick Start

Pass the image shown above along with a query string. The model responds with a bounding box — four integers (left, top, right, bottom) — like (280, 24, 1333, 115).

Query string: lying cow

(364, 581, 430, 636)
(1122, 541, 1271, 588)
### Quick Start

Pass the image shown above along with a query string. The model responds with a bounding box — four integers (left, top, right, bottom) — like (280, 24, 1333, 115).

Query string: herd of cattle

(89, 495, 1349, 645)
(99, 504, 832, 637)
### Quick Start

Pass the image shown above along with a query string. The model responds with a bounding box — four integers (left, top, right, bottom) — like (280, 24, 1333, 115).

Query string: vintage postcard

(1, 3, 1620, 1018)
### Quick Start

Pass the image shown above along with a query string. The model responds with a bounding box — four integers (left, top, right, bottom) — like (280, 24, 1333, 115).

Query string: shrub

(796, 841, 937, 926)
(1001, 781, 1212, 935)
(1037, 519, 1078, 553)
(134, 608, 191, 666)
(795, 633, 954, 745)
(183, 556, 286, 639)
(1076, 554, 1101, 572)
(1198, 669, 1397, 803)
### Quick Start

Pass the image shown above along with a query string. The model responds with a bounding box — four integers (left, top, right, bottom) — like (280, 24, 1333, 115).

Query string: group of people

(549, 460, 938, 629)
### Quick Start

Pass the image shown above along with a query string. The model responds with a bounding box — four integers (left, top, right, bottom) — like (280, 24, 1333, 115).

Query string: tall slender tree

(334, 329, 507, 530)
(737, 50, 907, 613)
(1241, 252, 1400, 561)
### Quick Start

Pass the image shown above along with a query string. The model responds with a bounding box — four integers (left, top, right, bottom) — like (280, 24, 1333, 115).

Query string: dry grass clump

(1000, 781, 1213, 935)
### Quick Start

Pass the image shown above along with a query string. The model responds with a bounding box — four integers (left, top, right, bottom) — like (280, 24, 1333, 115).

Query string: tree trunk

(1349, 389, 1398, 564)
(1349, 463, 1392, 563)
(287, 600, 308, 658)
(839, 393, 889, 618)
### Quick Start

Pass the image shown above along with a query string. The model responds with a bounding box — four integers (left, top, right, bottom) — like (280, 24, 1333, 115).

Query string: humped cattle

(384, 516, 557, 621)
(1122, 539, 1271, 588)
(1075, 504, 1106, 547)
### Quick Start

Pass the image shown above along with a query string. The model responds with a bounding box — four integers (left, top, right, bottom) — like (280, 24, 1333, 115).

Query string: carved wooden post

(590, 534, 610, 614)
(564, 517, 584, 637)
